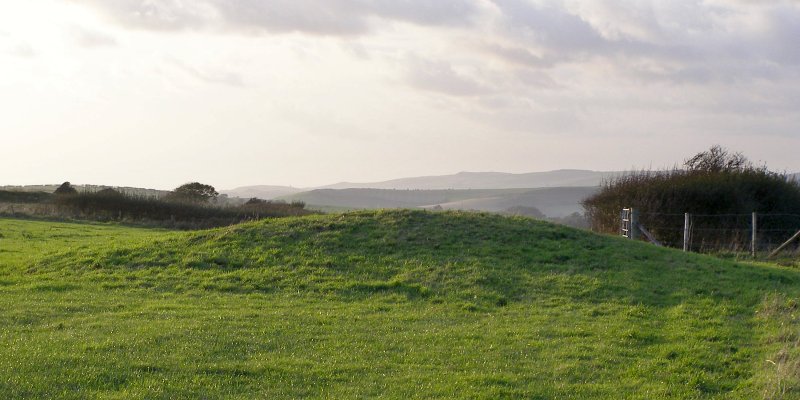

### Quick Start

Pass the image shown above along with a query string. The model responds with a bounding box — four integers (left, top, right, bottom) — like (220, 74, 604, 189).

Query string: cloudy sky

(1, 0, 799, 189)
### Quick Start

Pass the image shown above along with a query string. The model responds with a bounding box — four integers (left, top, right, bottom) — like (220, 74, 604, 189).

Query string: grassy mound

(1, 210, 799, 398)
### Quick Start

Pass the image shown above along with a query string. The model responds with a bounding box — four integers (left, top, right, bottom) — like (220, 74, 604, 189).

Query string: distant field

(280, 187, 597, 217)
(0, 211, 798, 398)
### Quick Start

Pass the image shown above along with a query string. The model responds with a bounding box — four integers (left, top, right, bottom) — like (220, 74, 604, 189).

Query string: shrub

(583, 146, 800, 248)
(49, 190, 311, 228)
(53, 182, 77, 195)
(0, 190, 51, 204)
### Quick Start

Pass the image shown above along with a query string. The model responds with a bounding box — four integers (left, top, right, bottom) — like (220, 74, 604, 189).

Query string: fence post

(751, 212, 757, 258)
(768, 229, 800, 259)
(621, 208, 630, 238)
(620, 209, 625, 237)
(683, 213, 690, 252)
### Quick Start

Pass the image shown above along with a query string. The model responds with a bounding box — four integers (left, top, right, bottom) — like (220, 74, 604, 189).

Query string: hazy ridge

(318, 169, 624, 190)
(280, 187, 597, 217)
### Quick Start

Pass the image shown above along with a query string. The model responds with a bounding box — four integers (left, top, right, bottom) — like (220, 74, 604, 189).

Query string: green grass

(1, 210, 799, 398)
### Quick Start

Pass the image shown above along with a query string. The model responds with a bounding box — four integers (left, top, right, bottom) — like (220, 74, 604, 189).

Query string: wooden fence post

(751, 212, 757, 258)
(768, 229, 800, 259)
(683, 213, 690, 252)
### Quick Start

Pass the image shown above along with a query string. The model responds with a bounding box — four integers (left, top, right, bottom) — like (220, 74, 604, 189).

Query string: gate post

(751, 212, 757, 258)
(683, 213, 690, 252)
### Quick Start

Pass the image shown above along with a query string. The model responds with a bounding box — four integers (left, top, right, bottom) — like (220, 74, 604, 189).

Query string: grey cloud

(365, 1, 479, 26)
(77, 0, 800, 97)
(490, 0, 707, 64)
(209, 0, 368, 35)
(491, 0, 607, 52)
(76, 0, 481, 35)
(762, 5, 800, 64)
(625, 59, 793, 86)
(512, 69, 559, 89)
(481, 43, 557, 68)
(485, 0, 800, 85)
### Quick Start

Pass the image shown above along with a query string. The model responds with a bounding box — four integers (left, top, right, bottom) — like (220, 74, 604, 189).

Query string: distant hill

(319, 169, 622, 190)
(419, 186, 599, 217)
(221, 185, 304, 200)
(281, 188, 530, 209)
(282, 186, 597, 217)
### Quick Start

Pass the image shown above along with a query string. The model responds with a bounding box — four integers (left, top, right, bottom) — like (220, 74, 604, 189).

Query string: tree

(684, 145, 753, 173)
(54, 181, 77, 195)
(166, 182, 218, 204)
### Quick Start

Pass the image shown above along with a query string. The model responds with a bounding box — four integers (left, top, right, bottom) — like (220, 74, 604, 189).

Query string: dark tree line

(2, 181, 309, 229)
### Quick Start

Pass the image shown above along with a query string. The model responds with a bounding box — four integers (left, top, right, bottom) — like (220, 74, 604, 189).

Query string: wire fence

(622, 210, 800, 257)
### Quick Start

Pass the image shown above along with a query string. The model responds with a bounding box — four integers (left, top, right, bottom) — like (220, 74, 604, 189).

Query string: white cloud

(1, 0, 799, 188)
(71, 26, 118, 47)
(8, 42, 36, 58)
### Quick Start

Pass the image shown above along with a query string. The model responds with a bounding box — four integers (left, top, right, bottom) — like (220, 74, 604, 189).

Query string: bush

(53, 182, 77, 195)
(237, 198, 307, 218)
(0, 190, 51, 204)
(583, 146, 800, 248)
(49, 190, 311, 229)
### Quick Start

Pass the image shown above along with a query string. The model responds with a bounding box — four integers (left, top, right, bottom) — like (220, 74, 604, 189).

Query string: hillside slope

(1, 211, 799, 398)
(281, 187, 596, 217)
(420, 186, 599, 217)
(280, 188, 532, 209)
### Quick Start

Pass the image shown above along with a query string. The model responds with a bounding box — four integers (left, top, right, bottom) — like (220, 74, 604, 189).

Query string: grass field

(1, 211, 799, 398)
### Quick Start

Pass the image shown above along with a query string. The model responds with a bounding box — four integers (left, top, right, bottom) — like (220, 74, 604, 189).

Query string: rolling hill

(281, 187, 598, 217)
(419, 186, 599, 217)
(280, 188, 532, 209)
(220, 169, 621, 200)
(1, 211, 799, 398)
(221, 185, 304, 200)
(318, 169, 622, 190)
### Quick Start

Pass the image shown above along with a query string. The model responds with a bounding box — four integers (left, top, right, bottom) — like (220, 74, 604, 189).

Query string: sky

(1, 0, 799, 190)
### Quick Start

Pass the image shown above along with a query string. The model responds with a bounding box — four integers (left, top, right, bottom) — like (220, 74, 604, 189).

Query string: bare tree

(684, 145, 751, 173)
